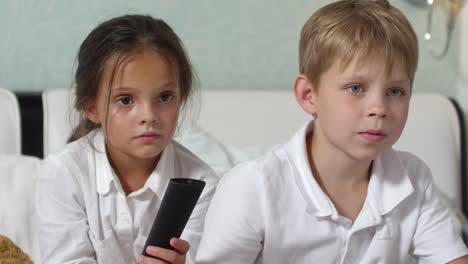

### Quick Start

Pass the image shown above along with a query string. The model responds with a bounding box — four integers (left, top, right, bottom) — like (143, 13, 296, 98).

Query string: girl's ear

(293, 74, 317, 115)
(83, 100, 101, 125)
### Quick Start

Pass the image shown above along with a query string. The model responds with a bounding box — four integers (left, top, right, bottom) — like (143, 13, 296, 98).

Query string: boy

(196, 0, 468, 263)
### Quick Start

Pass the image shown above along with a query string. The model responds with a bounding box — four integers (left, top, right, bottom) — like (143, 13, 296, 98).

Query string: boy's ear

(293, 74, 317, 115)
(83, 101, 101, 125)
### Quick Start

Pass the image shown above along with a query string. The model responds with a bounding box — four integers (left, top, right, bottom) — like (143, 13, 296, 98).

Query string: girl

(36, 15, 218, 264)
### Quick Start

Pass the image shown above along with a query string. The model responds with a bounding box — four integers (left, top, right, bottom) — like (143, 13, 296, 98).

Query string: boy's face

(308, 57, 411, 162)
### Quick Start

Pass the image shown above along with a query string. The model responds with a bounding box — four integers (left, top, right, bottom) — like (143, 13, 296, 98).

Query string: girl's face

(85, 49, 181, 163)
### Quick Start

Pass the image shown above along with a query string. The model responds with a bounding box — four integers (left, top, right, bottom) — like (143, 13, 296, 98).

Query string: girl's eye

(159, 93, 174, 103)
(387, 88, 404, 97)
(346, 84, 363, 94)
(116, 96, 132, 105)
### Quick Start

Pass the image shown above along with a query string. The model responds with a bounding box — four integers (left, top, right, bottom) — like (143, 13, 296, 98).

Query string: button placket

(332, 215, 353, 264)
(115, 193, 134, 245)
(340, 227, 358, 264)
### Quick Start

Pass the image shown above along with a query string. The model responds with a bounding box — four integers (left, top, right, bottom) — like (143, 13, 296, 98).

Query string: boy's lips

(358, 130, 387, 143)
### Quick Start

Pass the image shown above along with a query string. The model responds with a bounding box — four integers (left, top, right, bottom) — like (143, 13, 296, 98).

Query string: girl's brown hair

(68, 14, 194, 142)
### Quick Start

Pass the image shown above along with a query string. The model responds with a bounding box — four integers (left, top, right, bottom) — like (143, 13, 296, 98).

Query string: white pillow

(175, 125, 235, 176)
(0, 154, 41, 263)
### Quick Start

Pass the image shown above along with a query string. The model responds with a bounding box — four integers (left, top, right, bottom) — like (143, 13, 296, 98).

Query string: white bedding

(0, 89, 460, 263)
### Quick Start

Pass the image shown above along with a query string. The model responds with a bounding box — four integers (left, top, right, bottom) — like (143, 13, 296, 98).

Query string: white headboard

(197, 90, 310, 147)
(42, 89, 465, 212)
(0, 88, 21, 155)
(197, 91, 464, 211)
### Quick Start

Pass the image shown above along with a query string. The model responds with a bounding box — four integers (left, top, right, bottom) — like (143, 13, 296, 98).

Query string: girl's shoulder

(42, 135, 95, 176)
(49, 134, 92, 157)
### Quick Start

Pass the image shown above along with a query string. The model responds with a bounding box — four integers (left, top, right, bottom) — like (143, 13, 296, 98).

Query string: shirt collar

(93, 129, 175, 198)
(367, 148, 414, 216)
(92, 130, 114, 195)
(286, 120, 337, 217)
(286, 120, 414, 218)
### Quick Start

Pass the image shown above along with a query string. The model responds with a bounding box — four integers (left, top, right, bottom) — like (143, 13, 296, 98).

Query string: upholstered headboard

(0, 88, 21, 155)
(42, 89, 466, 213)
(197, 91, 466, 213)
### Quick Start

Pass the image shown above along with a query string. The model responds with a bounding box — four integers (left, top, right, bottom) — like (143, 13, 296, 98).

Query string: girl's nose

(139, 104, 158, 124)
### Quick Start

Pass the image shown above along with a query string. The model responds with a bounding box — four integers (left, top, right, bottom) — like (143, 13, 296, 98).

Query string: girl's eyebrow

(112, 81, 177, 92)
(112, 86, 133, 93)
(158, 81, 177, 89)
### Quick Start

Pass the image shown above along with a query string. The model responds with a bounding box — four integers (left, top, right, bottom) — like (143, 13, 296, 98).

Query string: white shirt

(36, 130, 218, 264)
(196, 121, 468, 264)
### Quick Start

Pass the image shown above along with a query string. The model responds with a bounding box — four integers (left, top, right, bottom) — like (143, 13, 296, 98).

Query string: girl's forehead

(101, 50, 175, 85)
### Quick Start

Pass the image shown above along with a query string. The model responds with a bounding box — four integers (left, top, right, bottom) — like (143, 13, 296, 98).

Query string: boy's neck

(307, 132, 372, 188)
(307, 131, 371, 221)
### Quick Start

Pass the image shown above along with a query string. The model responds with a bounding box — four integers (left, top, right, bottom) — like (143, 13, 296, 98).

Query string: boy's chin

(349, 147, 387, 162)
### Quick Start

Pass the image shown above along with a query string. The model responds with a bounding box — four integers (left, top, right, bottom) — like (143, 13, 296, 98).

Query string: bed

(0, 88, 466, 262)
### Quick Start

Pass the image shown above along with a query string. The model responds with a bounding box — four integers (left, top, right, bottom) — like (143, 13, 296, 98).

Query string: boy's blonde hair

(299, 0, 418, 87)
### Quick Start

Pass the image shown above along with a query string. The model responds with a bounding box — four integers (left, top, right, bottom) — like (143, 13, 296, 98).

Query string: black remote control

(142, 178, 206, 257)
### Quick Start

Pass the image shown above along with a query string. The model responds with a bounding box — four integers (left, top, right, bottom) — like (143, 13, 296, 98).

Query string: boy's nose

(366, 96, 387, 118)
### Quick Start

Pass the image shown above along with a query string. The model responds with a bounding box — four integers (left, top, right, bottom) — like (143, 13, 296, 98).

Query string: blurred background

(0, 0, 466, 98)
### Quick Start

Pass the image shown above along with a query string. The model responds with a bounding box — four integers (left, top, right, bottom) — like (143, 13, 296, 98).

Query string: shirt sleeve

(196, 164, 265, 264)
(36, 156, 97, 264)
(410, 168, 468, 264)
(181, 170, 219, 264)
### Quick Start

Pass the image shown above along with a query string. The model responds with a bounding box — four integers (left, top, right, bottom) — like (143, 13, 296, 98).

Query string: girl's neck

(106, 146, 160, 195)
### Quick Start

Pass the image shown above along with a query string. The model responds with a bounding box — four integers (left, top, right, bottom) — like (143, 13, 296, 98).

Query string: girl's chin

(134, 149, 163, 159)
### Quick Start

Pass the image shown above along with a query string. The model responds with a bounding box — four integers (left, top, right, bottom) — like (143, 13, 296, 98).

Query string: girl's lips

(135, 133, 161, 142)
(359, 131, 386, 143)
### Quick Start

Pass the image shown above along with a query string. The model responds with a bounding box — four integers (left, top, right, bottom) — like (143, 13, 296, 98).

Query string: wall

(0, 0, 463, 97)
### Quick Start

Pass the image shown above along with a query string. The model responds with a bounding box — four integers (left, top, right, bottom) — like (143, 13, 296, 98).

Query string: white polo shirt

(196, 121, 467, 264)
(36, 130, 218, 264)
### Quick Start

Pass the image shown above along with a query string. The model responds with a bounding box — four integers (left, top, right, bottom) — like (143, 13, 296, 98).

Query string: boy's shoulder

(392, 149, 425, 167)
(392, 149, 429, 171)
(219, 143, 293, 188)
(218, 122, 313, 190)
(385, 149, 433, 189)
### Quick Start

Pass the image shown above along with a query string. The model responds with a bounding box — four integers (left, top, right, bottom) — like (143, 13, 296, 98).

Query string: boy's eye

(159, 93, 174, 103)
(346, 84, 363, 94)
(116, 96, 132, 105)
(387, 88, 404, 97)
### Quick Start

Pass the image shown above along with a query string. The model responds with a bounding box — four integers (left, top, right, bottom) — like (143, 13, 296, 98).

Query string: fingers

(139, 239, 190, 264)
(170, 238, 190, 255)
(143, 247, 179, 263)
(138, 255, 168, 264)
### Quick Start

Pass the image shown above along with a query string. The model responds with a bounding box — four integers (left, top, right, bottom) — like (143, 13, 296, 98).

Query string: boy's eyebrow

(341, 74, 411, 86)
(388, 80, 411, 87)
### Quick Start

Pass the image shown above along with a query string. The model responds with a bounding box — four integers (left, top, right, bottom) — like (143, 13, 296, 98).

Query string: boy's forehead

(337, 52, 409, 78)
